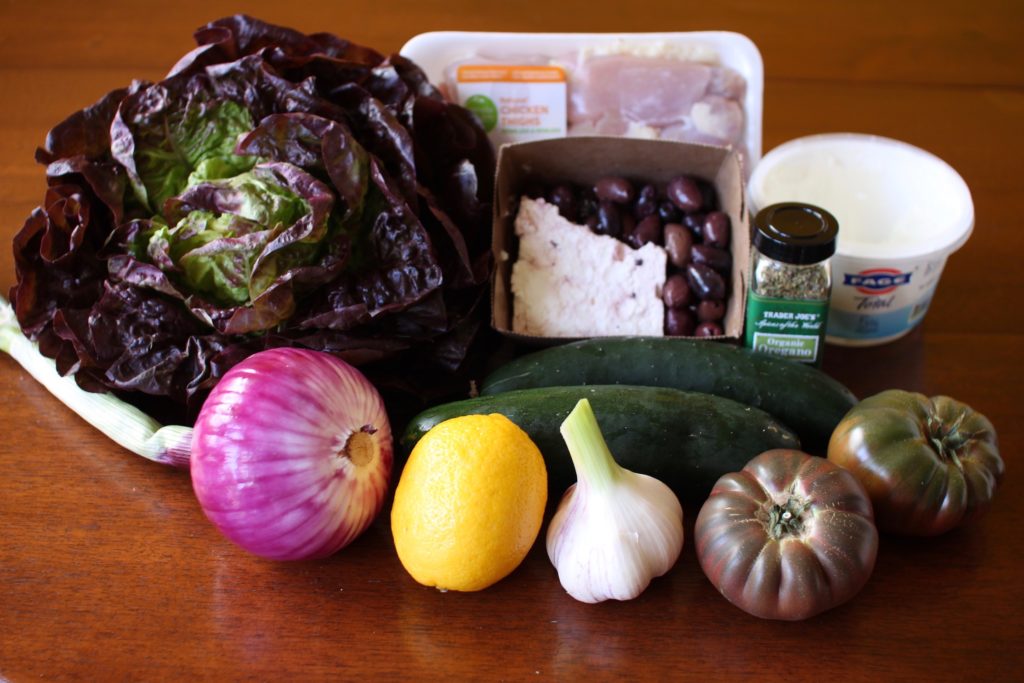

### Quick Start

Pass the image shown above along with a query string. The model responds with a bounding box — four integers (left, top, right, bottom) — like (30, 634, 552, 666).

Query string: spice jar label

(745, 293, 829, 365)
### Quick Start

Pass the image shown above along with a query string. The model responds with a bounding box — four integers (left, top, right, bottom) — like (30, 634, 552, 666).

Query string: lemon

(391, 414, 548, 592)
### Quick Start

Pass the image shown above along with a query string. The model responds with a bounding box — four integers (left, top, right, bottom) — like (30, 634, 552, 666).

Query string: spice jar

(745, 202, 838, 366)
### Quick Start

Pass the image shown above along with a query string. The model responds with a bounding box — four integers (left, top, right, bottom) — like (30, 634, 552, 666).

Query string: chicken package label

(455, 65, 567, 146)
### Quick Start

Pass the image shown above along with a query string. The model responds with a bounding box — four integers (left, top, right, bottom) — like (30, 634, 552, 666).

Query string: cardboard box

(491, 136, 749, 344)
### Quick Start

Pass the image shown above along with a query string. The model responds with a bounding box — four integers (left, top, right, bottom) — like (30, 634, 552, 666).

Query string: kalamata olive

(665, 308, 696, 336)
(697, 299, 727, 322)
(683, 211, 705, 238)
(585, 214, 599, 231)
(694, 321, 724, 337)
(663, 224, 693, 268)
(691, 245, 731, 273)
(658, 201, 681, 224)
(621, 213, 636, 243)
(548, 184, 577, 221)
(687, 263, 726, 300)
(662, 274, 692, 309)
(594, 201, 623, 237)
(634, 184, 659, 219)
(667, 176, 703, 212)
(630, 214, 662, 247)
(703, 211, 730, 248)
(594, 176, 635, 204)
(579, 195, 599, 221)
(523, 181, 546, 199)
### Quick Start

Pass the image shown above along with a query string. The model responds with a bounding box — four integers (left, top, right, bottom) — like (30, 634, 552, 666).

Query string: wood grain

(1, 1, 1022, 680)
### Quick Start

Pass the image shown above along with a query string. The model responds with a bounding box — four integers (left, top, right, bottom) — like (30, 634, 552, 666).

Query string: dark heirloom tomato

(828, 390, 1003, 536)
(695, 450, 878, 621)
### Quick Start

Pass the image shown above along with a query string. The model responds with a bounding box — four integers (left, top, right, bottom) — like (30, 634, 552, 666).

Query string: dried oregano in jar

(745, 203, 838, 366)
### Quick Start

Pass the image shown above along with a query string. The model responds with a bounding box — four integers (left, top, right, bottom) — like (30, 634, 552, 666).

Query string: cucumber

(400, 385, 800, 502)
(479, 337, 857, 453)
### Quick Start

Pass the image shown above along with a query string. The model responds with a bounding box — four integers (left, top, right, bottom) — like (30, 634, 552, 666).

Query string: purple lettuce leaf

(10, 15, 496, 421)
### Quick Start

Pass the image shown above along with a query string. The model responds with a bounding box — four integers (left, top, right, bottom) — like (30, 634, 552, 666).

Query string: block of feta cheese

(511, 197, 667, 337)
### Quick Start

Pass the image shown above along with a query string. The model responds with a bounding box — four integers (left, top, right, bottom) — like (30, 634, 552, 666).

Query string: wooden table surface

(2, 1, 1022, 680)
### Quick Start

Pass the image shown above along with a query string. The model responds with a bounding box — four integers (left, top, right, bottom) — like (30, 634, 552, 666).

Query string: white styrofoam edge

(749, 132, 975, 261)
(399, 30, 764, 165)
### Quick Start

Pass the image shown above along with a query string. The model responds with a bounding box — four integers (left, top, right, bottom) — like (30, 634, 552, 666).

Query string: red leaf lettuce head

(11, 15, 495, 419)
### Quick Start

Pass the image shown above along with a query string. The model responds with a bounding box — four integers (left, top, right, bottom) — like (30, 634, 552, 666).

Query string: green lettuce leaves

(116, 97, 256, 212)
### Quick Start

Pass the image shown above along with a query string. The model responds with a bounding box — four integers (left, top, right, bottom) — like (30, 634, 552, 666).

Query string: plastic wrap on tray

(403, 33, 762, 168)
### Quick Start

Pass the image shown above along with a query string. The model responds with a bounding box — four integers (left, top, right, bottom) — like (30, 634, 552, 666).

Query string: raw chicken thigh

(561, 53, 746, 147)
(440, 43, 750, 156)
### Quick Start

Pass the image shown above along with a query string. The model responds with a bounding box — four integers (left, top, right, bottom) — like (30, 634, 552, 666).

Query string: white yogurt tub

(749, 133, 974, 346)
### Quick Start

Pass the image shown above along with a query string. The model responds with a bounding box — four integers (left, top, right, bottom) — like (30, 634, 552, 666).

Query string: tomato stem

(762, 496, 811, 540)
(928, 412, 968, 473)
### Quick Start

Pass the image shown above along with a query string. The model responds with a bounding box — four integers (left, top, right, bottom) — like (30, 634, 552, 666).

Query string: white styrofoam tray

(400, 31, 764, 166)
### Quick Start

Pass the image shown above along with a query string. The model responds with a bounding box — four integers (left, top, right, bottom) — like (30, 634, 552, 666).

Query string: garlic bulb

(546, 399, 684, 603)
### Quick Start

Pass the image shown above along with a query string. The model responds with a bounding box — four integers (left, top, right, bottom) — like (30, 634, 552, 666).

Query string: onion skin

(191, 348, 393, 561)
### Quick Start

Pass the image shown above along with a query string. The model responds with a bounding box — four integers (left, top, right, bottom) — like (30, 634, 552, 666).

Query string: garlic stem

(559, 398, 621, 491)
(0, 297, 192, 467)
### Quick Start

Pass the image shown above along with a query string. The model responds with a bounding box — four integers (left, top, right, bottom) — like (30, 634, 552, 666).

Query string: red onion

(191, 348, 393, 560)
